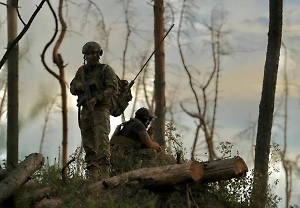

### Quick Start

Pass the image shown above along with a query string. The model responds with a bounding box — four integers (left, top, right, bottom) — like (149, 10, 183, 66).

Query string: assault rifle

(77, 66, 97, 125)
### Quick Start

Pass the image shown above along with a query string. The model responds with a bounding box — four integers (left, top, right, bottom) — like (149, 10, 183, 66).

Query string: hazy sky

(0, 0, 300, 206)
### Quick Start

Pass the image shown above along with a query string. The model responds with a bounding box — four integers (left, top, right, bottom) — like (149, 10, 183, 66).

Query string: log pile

(0, 153, 248, 207)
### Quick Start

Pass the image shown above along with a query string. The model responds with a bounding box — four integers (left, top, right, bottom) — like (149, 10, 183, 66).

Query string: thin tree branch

(39, 95, 57, 154)
(40, 0, 60, 80)
(16, 6, 26, 26)
(0, 0, 48, 69)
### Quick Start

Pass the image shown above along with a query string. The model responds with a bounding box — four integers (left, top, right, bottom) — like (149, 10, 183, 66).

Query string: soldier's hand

(147, 125, 155, 137)
(75, 82, 85, 92)
(89, 97, 97, 111)
(155, 143, 162, 153)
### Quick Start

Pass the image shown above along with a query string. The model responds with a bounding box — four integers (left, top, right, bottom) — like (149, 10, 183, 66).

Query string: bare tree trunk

(41, 0, 68, 168)
(250, 1, 282, 207)
(6, 0, 19, 171)
(153, 0, 166, 146)
(54, 0, 68, 168)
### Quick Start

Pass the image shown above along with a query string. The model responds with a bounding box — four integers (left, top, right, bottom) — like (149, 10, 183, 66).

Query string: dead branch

(39, 95, 57, 154)
(40, 0, 60, 80)
(0, 0, 48, 69)
(61, 157, 75, 183)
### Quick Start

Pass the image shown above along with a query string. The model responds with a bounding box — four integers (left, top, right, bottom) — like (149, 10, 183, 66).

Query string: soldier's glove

(75, 82, 85, 92)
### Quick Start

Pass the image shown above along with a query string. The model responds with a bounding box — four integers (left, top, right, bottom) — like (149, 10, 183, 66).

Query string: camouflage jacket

(70, 63, 118, 108)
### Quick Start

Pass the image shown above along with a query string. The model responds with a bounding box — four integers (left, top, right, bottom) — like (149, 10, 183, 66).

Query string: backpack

(110, 72, 133, 117)
(110, 119, 143, 149)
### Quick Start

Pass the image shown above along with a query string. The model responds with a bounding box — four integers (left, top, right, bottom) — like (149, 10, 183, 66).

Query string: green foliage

(193, 142, 282, 208)
(165, 122, 187, 163)
(201, 170, 281, 208)
(12, 124, 283, 207)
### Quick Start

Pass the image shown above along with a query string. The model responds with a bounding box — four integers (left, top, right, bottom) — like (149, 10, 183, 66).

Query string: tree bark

(0, 169, 7, 182)
(90, 161, 203, 193)
(250, 0, 282, 207)
(17, 187, 52, 207)
(53, 0, 68, 168)
(201, 156, 248, 183)
(35, 198, 63, 208)
(153, 0, 166, 146)
(6, 0, 19, 171)
(0, 153, 45, 203)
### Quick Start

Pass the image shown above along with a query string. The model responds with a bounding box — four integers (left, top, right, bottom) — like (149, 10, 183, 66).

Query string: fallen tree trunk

(16, 187, 53, 207)
(201, 156, 248, 183)
(0, 153, 44, 204)
(90, 161, 203, 193)
(35, 198, 63, 208)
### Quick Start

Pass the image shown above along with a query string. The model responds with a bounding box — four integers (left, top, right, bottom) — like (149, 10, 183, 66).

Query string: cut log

(90, 161, 203, 193)
(201, 156, 248, 183)
(0, 153, 44, 204)
(17, 187, 52, 207)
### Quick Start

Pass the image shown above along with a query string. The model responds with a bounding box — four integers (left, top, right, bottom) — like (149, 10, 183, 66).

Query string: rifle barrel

(132, 24, 175, 82)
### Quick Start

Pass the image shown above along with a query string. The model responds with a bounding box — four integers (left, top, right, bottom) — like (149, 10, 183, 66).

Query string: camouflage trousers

(80, 106, 111, 168)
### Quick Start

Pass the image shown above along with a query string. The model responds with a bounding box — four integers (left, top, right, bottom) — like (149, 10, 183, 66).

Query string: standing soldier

(70, 41, 118, 180)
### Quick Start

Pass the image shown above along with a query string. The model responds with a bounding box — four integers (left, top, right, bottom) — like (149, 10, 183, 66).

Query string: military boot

(99, 165, 110, 180)
(87, 165, 99, 181)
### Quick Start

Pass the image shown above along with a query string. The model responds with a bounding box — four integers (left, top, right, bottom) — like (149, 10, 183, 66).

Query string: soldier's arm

(70, 69, 85, 95)
(138, 131, 161, 152)
(97, 65, 118, 101)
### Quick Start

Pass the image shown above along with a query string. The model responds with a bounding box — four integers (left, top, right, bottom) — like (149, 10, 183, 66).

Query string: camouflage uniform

(70, 42, 118, 180)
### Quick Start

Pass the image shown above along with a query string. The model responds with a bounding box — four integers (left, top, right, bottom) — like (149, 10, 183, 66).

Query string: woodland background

(0, 0, 299, 207)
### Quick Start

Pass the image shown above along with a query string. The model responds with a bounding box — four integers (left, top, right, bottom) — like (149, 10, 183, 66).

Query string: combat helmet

(82, 41, 103, 56)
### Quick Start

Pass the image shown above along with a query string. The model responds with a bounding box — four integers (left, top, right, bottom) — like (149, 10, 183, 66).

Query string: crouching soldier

(110, 107, 161, 175)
